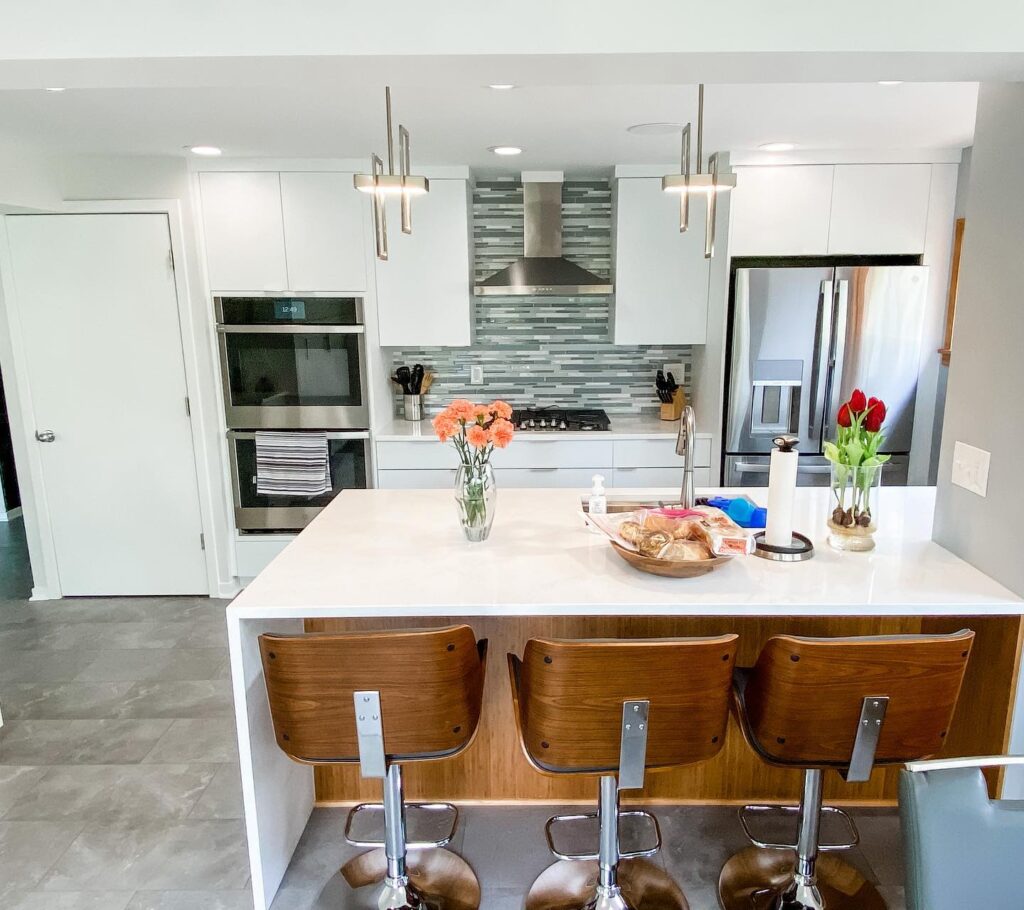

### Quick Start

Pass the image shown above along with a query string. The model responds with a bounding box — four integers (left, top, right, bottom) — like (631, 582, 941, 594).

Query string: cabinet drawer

(613, 437, 711, 468)
(613, 467, 711, 489)
(491, 439, 614, 470)
(376, 468, 458, 489)
(499, 467, 610, 489)
(375, 441, 457, 470)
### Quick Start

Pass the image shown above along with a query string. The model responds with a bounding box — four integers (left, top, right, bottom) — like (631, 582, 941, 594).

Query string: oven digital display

(274, 299, 306, 321)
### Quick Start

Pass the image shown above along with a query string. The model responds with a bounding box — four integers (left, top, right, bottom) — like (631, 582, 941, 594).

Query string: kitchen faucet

(675, 405, 696, 509)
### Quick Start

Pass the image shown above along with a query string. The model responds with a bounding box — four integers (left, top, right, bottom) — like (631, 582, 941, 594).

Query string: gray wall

(933, 85, 1024, 596)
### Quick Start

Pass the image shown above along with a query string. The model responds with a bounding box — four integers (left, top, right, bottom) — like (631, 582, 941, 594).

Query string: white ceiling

(0, 81, 978, 172)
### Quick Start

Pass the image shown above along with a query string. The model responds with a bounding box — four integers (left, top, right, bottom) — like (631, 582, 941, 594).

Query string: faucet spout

(676, 405, 696, 509)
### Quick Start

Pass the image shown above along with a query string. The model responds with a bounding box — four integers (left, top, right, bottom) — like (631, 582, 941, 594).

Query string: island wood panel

(305, 615, 1020, 805)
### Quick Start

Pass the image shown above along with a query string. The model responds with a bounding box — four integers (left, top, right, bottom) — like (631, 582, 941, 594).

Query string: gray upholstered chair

(900, 756, 1024, 910)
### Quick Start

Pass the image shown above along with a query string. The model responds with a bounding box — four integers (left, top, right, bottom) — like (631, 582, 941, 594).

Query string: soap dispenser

(589, 474, 607, 516)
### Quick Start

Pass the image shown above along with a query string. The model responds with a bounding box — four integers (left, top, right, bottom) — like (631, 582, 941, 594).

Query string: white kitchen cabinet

(377, 468, 458, 489)
(375, 179, 473, 347)
(729, 166, 834, 256)
(827, 164, 932, 255)
(613, 467, 711, 488)
(491, 439, 614, 470)
(612, 437, 712, 470)
(199, 172, 289, 292)
(613, 177, 712, 345)
(280, 172, 367, 291)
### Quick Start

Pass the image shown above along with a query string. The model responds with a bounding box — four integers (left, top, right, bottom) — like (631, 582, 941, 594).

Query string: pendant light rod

(696, 83, 704, 175)
(385, 86, 395, 175)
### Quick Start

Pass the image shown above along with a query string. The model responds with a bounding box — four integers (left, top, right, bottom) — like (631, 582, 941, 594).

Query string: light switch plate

(952, 441, 991, 497)
(470, 365, 484, 385)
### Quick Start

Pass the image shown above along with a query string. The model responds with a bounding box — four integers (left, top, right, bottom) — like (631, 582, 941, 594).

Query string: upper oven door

(216, 297, 368, 429)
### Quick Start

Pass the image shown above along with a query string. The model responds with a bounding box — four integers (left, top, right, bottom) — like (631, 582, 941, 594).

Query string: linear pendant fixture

(661, 84, 736, 258)
(353, 87, 430, 260)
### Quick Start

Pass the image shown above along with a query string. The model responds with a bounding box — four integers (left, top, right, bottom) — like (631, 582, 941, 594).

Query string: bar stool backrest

(510, 635, 738, 774)
(260, 625, 486, 764)
(742, 631, 974, 767)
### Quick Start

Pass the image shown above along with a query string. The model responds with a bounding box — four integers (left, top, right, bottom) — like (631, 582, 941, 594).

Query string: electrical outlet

(470, 365, 484, 385)
(952, 441, 991, 497)
(663, 362, 685, 383)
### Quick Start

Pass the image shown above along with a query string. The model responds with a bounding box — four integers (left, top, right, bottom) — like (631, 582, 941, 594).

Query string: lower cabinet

(613, 467, 712, 488)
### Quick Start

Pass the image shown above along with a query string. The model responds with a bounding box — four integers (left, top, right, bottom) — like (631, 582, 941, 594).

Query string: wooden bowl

(610, 541, 731, 578)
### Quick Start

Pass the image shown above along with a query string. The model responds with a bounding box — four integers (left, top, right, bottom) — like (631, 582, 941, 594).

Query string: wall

(933, 85, 1024, 598)
(387, 178, 692, 416)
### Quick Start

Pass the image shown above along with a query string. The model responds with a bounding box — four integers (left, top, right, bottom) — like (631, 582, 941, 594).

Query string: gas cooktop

(511, 408, 611, 432)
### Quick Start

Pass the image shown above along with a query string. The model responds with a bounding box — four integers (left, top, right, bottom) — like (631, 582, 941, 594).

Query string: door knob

(35, 430, 55, 443)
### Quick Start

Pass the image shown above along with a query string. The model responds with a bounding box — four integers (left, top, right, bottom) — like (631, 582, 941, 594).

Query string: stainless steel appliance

(227, 430, 370, 531)
(216, 296, 368, 429)
(724, 262, 928, 487)
(511, 408, 611, 431)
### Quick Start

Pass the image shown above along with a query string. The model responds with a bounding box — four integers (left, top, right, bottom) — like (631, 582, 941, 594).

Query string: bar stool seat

(718, 630, 974, 910)
(509, 634, 739, 910)
(260, 625, 487, 910)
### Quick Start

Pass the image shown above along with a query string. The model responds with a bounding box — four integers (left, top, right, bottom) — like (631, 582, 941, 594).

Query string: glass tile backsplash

(387, 178, 692, 416)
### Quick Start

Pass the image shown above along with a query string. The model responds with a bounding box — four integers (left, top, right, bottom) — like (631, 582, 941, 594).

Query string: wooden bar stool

(508, 634, 739, 910)
(260, 625, 487, 910)
(718, 630, 974, 910)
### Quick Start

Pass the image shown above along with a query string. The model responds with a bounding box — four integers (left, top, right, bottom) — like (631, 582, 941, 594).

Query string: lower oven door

(228, 431, 370, 532)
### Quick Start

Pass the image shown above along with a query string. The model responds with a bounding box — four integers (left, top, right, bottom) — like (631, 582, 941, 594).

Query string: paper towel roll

(765, 446, 798, 548)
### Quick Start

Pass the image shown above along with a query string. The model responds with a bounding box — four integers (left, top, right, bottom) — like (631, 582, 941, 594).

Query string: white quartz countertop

(229, 487, 1023, 619)
(373, 413, 699, 441)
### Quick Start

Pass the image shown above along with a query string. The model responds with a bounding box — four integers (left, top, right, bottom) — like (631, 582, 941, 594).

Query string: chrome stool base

(525, 858, 690, 910)
(340, 846, 481, 910)
(717, 847, 886, 910)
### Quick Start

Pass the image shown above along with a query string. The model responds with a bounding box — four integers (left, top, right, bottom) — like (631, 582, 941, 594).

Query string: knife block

(660, 387, 686, 421)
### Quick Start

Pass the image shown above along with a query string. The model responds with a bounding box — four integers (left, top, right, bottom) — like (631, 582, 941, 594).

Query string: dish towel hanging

(255, 431, 331, 497)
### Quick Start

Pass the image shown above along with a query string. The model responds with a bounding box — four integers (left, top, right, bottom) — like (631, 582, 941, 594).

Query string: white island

(228, 486, 1023, 909)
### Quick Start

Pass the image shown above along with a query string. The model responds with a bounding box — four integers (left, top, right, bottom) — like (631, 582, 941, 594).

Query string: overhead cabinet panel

(613, 177, 711, 345)
(827, 164, 932, 255)
(375, 179, 473, 347)
(729, 166, 834, 256)
(199, 172, 289, 292)
(280, 172, 367, 292)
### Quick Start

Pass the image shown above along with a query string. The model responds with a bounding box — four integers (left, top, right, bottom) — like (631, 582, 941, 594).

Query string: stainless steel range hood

(474, 173, 613, 297)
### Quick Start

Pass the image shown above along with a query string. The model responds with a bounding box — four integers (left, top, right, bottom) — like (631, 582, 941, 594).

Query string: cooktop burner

(511, 408, 611, 432)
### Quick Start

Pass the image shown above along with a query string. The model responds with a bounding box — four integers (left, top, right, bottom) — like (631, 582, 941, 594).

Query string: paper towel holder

(753, 434, 815, 562)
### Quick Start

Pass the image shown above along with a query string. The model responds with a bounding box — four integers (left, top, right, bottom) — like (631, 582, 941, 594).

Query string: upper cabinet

(613, 177, 713, 345)
(826, 164, 931, 255)
(730, 163, 934, 257)
(199, 171, 368, 293)
(730, 166, 834, 256)
(374, 178, 473, 347)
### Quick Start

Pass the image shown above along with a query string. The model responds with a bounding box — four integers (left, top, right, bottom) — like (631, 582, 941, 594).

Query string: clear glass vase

(828, 463, 883, 551)
(454, 462, 496, 542)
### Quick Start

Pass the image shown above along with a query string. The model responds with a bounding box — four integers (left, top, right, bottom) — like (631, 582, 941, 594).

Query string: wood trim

(939, 217, 965, 366)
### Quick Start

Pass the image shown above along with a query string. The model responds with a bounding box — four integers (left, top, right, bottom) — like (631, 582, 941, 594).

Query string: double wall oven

(216, 296, 370, 531)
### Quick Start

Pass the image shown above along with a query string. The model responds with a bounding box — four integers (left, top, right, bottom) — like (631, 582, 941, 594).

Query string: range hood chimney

(474, 171, 613, 296)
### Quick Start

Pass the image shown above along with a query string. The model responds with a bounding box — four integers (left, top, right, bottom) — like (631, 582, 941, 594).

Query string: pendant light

(661, 84, 736, 258)
(353, 87, 430, 260)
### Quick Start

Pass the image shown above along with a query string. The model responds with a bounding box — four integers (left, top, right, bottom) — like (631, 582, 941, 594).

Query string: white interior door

(6, 213, 207, 595)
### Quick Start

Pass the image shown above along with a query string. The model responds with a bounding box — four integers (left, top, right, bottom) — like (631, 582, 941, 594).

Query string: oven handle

(228, 430, 370, 441)
(217, 324, 365, 335)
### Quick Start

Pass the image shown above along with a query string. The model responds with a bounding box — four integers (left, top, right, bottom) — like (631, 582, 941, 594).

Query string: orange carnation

(490, 400, 513, 420)
(448, 399, 476, 422)
(432, 412, 458, 442)
(472, 404, 491, 423)
(490, 418, 515, 448)
(466, 424, 489, 448)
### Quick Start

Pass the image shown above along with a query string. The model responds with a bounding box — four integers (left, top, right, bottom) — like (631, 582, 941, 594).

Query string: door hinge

(199, 532, 205, 551)
(185, 396, 191, 418)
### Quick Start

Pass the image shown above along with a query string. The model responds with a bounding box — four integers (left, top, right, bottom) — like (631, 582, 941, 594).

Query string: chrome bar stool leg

(376, 764, 424, 910)
(777, 769, 824, 910)
(592, 775, 629, 910)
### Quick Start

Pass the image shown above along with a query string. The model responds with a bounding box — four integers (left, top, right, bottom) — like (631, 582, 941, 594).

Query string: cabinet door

(199, 172, 288, 292)
(613, 178, 711, 345)
(827, 164, 932, 255)
(280, 172, 367, 292)
(729, 166, 834, 256)
(375, 179, 472, 347)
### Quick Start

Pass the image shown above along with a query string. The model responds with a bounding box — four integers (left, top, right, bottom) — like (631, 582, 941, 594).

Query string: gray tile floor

(0, 518, 908, 909)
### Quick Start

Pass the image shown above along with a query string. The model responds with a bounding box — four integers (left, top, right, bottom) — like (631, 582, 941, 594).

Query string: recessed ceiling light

(489, 146, 523, 156)
(759, 141, 797, 152)
(189, 145, 223, 157)
(44, 87, 66, 93)
(878, 81, 904, 86)
(488, 84, 516, 91)
(627, 122, 684, 136)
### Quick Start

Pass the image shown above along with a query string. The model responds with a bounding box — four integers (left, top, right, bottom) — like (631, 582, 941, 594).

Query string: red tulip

(864, 398, 887, 433)
(837, 402, 853, 428)
(849, 389, 867, 412)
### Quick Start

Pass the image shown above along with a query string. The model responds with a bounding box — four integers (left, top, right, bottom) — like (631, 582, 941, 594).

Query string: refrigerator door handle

(824, 279, 850, 429)
(807, 280, 834, 442)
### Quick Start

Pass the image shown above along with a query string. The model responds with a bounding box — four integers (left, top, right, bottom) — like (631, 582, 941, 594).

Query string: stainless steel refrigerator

(724, 263, 928, 487)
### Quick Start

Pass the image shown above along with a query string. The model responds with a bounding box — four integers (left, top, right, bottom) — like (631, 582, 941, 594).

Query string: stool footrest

(739, 804, 859, 852)
(544, 809, 662, 862)
(344, 801, 459, 849)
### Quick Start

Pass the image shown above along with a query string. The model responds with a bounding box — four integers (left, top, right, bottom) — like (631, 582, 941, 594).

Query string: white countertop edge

(373, 415, 708, 442)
